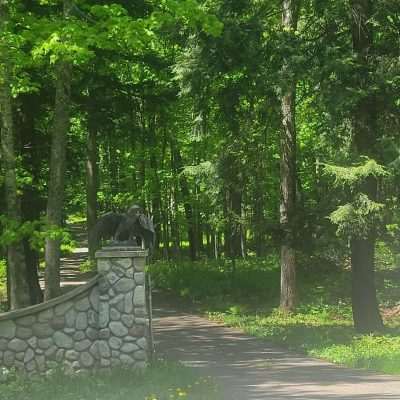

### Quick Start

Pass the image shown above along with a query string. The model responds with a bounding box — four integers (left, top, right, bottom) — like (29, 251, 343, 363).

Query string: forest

(0, 0, 400, 388)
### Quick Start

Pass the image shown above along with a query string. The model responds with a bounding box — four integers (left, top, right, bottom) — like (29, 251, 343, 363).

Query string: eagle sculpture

(90, 205, 155, 252)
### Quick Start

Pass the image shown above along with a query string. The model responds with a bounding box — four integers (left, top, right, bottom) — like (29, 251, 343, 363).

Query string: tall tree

(349, 0, 383, 332)
(0, 0, 31, 309)
(19, 94, 44, 304)
(170, 138, 198, 261)
(279, 0, 300, 312)
(44, 0, 72, 300)
(86, 91, 98, 262)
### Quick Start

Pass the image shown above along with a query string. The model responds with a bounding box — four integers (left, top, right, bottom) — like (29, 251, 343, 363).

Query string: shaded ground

(153, 294, 400, 400)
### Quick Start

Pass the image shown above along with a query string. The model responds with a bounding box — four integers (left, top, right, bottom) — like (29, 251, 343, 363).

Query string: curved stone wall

(0, 247, 149, 374)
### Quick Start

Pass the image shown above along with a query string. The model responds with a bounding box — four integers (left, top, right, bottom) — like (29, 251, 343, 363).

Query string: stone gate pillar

(95, 246, 149, 369)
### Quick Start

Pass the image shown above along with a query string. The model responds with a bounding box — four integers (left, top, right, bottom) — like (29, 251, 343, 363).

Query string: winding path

(153, 303, 400, 400)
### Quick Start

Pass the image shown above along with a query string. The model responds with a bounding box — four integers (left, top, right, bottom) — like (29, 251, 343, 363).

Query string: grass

(0, 362, 218, 400)
(208, 306, 400, 374)
(0, 259, 7, 308)
(150, 245, 400, 375)
(150, 256, 282, 309)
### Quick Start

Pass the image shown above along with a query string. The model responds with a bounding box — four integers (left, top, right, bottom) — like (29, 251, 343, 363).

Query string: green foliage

(323, 159, 390, 238)
(329, 194, 385, 238)
(0, 216, 75, 254)
(150, 256, 281, 307)
(324, 159, 389, 189)
(182, 161, 215, 179)
(0, 259, 7, 305)
(32, 30, 95, 66)
(0, 363, 218, 400)
(66, 214, 86, 224)
(79, 259, 96, 273)
(154, 0, 223, 37)
(0, 259, 6, 281)
(209, 304, 353, 351)
(314, 335, 400, 374)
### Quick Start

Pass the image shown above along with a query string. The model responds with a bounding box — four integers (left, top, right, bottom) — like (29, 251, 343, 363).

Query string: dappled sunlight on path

(153, 301, 400, 400)
(40, 249, 92, 293)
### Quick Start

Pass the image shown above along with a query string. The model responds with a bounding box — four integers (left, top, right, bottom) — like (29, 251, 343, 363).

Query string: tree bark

(0, 0, 31, 309)
(170, 184, 181, 258)
(279, 0, 299, 312)
(229, 185, 243, 259)
(18, 94, 45, 304)
(170, 139, 197, 261)
(148, 119, 162, 252)
(44, 60, 71, 300)
(10, 92, 45, 304)
(86, 95, 98, 262)
(349, 0, 383, 333)
(44, 13, 72, 299)
(253, 170, 266, 257)
(23, 238, 43, 304)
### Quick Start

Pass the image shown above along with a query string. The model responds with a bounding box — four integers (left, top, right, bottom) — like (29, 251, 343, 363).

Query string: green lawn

(1, 363, 218, 400)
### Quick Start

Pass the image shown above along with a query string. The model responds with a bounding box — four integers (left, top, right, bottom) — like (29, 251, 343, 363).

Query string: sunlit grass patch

(209, 306, 400, 375)
(312, 334, 400, 374)
(66, 214, 87, 224)
(1, 362, 218, 400)
(0, 259, 7, 308)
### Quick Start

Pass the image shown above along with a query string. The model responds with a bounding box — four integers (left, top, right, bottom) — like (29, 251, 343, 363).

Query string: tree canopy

(0, 0, 399, 333)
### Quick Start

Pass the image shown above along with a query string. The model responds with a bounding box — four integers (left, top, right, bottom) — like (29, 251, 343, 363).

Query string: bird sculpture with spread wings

(90, 205, 155, 252)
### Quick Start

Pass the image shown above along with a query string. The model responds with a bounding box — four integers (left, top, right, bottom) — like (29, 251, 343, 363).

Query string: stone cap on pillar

(95, 246, 148, 259)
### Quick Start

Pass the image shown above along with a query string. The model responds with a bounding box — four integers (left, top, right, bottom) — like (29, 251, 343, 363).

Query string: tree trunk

(23, 239, 43, 304)
(170, 139, 197, 260)
(21, 188, 44, 305)
(350, 236, 383, 332)
(254, 177, 266, 257)
(279, 0, 299, 312)
(18, 94, 45, 304)
(0, 1, 31, 309)
(107, 132, 119, 201)
(161, 208, 170, 258)
(170, 185, 181, 258)
(44, 39, 72, 300)
(229, 186, 242, 259)
(223, 190, 231, 258)
(86, 96, 98, 261)
(148, 117, 162, 251)
(195, 188, 203, 255)
(349, 0, 383, 332)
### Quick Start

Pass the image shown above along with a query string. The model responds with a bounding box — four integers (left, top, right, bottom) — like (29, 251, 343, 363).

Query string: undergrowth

(1, 362, 218, 400)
